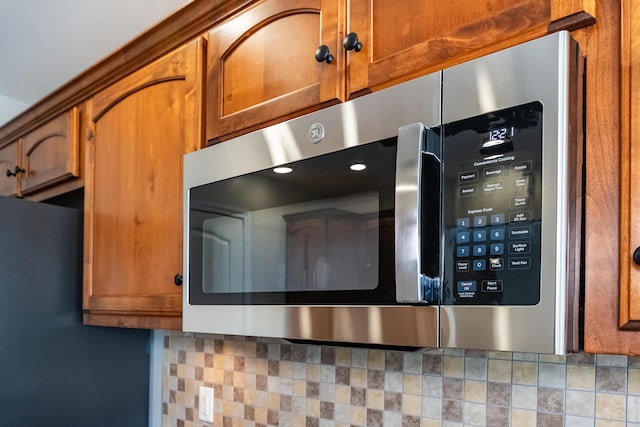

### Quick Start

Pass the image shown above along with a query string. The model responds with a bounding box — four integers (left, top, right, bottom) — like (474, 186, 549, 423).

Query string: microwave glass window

(201, 191, 379, 293)
(189, 138, 398, 305)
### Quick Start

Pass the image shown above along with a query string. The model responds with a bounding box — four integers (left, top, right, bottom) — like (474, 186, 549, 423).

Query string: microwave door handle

(395, 123, 431, 303)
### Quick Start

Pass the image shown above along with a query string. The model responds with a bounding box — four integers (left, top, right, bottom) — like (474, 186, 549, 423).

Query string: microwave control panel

(441, 102, 543, 306)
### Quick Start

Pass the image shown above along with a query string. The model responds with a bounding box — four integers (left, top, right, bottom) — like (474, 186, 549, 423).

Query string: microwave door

(183, 69, 443, 348)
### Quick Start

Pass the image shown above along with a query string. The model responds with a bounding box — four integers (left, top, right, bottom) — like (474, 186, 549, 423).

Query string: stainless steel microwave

(183, 31, 583, 354)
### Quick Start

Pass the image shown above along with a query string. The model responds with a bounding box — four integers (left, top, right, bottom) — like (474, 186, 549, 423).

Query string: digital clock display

(488, 127, 515, 141)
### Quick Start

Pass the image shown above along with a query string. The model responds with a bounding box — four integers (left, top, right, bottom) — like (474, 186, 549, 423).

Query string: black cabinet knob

(6, 166, 25, 177)
(174, 274, 183, 286)
(315, 45, 334, 64)
(634, 247, 640, 267)
(343, 32, 362, 52)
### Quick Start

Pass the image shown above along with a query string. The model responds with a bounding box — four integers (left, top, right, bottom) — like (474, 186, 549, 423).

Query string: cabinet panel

(374, 0, 523, 59)
(348, 0, 595, 95)
(84, 38, 204, 330)
(0, 142, 19, 197)
(581, 0, 640, 354)
(206, 0, 342, 142)
(349, 0, 550, 93)
(0, 108, 80, 198)
(91, 82, 183, 300)
(620, 0, 640, 329)
(20, 108, 80, 196)
(551, 0, 596, 22)
(221, 13, 322, 116)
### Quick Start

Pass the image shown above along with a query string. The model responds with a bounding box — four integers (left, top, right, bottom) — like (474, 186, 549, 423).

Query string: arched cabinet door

(206, 0, 343, 142)
(20, 107, 80, 196)
(83, 38, 204, 330)
(0, 142, 19, 196)
(0, 108, 81, 198)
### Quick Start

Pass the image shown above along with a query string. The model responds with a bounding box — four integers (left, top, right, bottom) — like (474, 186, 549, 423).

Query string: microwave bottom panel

(182, 305, 439, 349)
(439, 305, 559, 354)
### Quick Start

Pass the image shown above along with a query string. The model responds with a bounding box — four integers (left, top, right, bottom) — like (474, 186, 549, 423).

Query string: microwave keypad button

(490, 228, 505, 240)
(484, 166, 504, 179)
(509, 242, 531, 254)
(489, 258, 504, 270)
(458, 170, 478, 183)
(510, 196, 531, 208)
(456, 261, 470, 272)
(510, 211, 531, 223)
(457, 217, 471, 228)
(509, 258, 532, 270)
(456, 231, 470, 244)
(457, 246, 470, 257)
(459, 185, 477, 197)
(457, 280, 477, 292)
(490, 213, 505, 225)
(473, 245, 487, 256)
(482, 280, 503, 292)
(511, 160, 533, 174)
(473, 216, 487, 227)
(490, 243, 504, 255)
(513, 176, 531, 188)
(473, 230, 487, 242)
(509, 226, 531, 239)
(483, 181, 505, 193)
(473, 259, 487, 271)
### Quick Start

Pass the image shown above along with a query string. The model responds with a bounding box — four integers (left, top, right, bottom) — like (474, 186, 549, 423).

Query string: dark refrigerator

(0, 194, 150, 426)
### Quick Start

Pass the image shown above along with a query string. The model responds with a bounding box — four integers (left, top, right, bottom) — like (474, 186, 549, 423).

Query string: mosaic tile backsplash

(162, 332, 640, 426)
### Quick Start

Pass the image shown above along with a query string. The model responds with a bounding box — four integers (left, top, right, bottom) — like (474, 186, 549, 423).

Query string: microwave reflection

(191, 139, 397, 297)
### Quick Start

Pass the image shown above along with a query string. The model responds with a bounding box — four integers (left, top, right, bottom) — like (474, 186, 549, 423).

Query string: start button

(482, 280, 503, 292)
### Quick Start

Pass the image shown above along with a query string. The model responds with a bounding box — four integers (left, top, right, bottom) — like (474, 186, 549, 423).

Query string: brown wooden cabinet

(83, 38, 204, 330)
(0, 108, 81, 198)
(348, 0, 548, 94)
(581, 0, 640, 355)
(205, 0, 343, 142)
(620, 0, 640, 330)
(206, 0, 595, 142)
(0, 142, 19, 196)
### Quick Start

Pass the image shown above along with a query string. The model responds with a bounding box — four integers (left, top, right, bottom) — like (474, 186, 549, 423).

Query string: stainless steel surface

(440, 31, 580, 354)
(184, 305, 439, 348)
(184, 32, 581, 353)
(183, 72, 441, 187)
(184, 72, 441, 348)
(395, 123, 428, 303)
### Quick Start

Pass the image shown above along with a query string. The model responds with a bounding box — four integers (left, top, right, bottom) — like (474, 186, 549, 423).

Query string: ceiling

(0, 0, 193, 127)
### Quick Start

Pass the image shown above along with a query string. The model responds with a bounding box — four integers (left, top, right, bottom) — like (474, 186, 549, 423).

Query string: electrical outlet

(198, 386, 214, 423)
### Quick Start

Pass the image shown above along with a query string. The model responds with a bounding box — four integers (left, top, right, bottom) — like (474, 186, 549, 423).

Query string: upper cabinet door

(20, 108, 80, 196)
(347, 0, 592, 95)
(0, 142, 19, 197)
(206, 0, 343, 142)
(620, 0, 640, 329)
(0, 108, 81, 198)
(84, 39, 204, 330)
